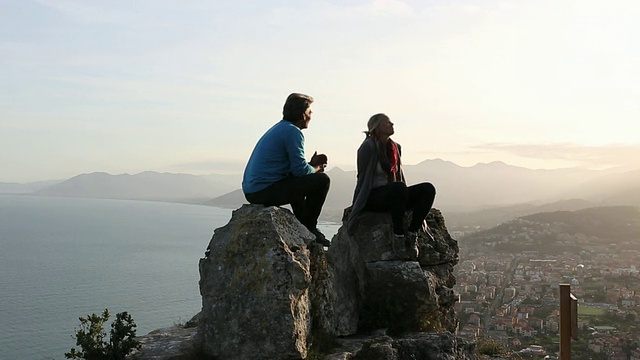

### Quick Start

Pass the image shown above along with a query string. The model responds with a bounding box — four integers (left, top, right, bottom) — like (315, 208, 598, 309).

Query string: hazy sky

(2, 0, 640, 182)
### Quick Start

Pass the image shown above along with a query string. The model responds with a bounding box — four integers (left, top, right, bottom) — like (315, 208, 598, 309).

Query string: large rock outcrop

(325, 209, 459, 337)
(197, 205, 314, 359)
(132, 204, 476, 359)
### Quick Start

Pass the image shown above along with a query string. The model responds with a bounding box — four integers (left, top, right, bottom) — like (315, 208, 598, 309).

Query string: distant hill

(205, 189, 245, 209)
(0, 180, 62, 194)
(205, 167, 353, 220)
(206, 161, 610, 224)
(443, 199, 596, 229)
(34, 171, 239, 202)
(405, 159, 604, 211)
(459, 206, 640, 254)
(574, 168, 640, 206)
(18, 160, 640, 227)
(199, 173, 243, 189)
(521, 206, 640, 239)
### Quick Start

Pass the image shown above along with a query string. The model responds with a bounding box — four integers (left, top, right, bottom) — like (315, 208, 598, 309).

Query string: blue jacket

(242, 120, 315, 193)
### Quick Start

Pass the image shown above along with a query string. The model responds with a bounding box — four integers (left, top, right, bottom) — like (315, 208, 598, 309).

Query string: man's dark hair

(282, 93, 314, 122)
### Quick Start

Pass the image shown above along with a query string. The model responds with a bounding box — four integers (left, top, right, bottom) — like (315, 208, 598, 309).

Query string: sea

(0, 194, 340, 360)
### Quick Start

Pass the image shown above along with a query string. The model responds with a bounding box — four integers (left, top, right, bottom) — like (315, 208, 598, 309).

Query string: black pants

(244, 172, 330, 231)
(365, 182, 436, 235)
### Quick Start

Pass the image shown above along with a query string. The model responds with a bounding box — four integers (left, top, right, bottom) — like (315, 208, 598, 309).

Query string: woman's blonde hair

(364, 113, 387, 137)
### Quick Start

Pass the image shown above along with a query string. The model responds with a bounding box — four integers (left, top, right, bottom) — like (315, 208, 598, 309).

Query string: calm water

(0, 195, 339, 360)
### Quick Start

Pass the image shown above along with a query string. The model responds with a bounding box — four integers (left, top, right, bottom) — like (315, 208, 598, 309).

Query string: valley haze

(4, 159, 640, 229)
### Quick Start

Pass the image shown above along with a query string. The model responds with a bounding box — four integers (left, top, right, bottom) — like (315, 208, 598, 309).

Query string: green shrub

(65, 309, 141, 360)
(477, 336, 508, 357)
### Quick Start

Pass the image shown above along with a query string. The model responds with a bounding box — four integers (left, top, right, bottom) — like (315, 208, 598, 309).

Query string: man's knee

(313, 172, 330, 189)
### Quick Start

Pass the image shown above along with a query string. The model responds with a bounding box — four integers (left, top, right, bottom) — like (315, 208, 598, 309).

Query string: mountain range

(0, 180, 61, 194)
(30, 171, 240, 202)
(4, 159, 640, 229)
(459, 205, 640, 254)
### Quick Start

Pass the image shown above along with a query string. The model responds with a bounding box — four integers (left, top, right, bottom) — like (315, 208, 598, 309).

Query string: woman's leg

(406, 182, 436, 232)
(365, 182, 409, 235)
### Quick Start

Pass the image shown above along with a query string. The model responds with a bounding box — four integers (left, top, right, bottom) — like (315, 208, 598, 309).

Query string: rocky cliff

(131, 204, 478, 360)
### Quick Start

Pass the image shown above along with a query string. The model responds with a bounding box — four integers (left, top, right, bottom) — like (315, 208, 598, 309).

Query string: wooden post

(560, 284, 571, 360)
(571, 293, 578, 340)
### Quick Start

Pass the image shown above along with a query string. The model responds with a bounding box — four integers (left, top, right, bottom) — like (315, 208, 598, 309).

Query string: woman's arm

(357, 139, 374, 178)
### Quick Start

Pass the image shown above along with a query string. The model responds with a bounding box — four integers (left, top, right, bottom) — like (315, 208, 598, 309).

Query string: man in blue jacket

(242, 93, 331, 246)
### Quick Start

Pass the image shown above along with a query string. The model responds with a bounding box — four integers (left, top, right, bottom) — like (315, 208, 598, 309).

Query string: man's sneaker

(312, 228, 331, 247)
(404, 231, 419, 260)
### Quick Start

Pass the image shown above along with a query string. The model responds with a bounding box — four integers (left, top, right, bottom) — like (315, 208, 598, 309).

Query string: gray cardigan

(347, 137, 406, 234)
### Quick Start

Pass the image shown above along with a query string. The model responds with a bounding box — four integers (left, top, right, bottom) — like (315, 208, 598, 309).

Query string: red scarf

(375, 139, 400, 182)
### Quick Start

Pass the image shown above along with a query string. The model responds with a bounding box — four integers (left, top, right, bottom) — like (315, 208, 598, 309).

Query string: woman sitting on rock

(347, 113, 436, 257)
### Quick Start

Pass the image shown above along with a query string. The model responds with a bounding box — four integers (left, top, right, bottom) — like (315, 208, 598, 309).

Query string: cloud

(293, 0, 416, 20)
(474, 142, 640, 170)
(368, 0, 416, 17)
(35, 0, 144, 27)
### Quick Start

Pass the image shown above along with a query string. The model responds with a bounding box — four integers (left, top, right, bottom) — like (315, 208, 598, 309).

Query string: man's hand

(310, 151, 328, 172)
